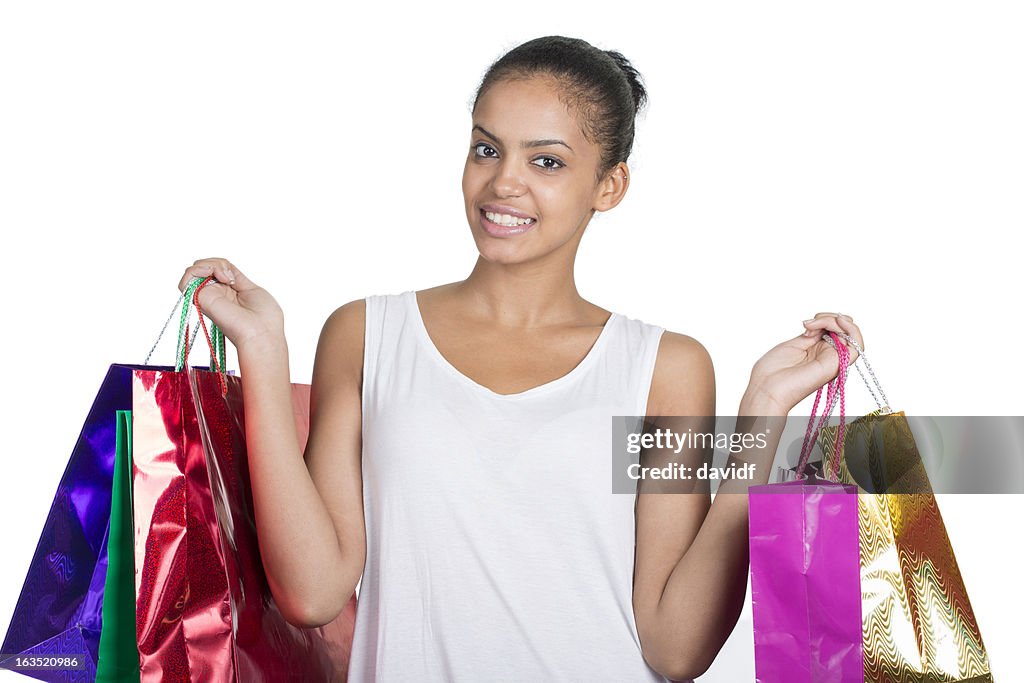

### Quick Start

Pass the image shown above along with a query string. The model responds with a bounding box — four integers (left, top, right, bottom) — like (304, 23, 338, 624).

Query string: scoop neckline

(406, 289, 620, 401)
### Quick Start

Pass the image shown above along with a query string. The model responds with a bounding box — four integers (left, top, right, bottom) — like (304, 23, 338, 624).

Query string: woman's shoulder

(315, 297, 368, 382)
(316, 289, 416, 363)
(627, 315, 714, 416)
(614, 310, 709, 359)
(322, 296, 368, 334)
(321, 289, 408, 331)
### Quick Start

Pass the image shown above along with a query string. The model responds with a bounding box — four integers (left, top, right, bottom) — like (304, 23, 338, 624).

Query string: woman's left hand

(743, 312, 864, 415)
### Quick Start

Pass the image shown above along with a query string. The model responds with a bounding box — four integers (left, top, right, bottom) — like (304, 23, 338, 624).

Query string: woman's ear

(594, 162, 630, 213)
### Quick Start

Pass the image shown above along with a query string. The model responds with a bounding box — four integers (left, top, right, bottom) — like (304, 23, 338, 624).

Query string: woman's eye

(532, 156, 564, 171)
(472, 143, 562, 171)
(473, 143, 497, 158)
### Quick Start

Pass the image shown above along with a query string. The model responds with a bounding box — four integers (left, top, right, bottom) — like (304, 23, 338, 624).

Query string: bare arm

(633, 362, 783, 678)
(180, 259, 366, 628)
(240, 300, 367, 627)
(634, 314, 865, 680)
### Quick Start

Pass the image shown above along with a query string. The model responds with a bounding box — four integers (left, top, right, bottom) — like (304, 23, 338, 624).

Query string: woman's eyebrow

(472, 124, 574, 153)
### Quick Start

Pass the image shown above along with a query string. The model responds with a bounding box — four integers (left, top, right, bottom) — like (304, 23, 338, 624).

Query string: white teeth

(484, 211, 534, 227)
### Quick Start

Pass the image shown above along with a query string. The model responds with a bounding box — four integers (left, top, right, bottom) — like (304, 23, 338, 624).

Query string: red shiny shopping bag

(128, 277, 356, 682)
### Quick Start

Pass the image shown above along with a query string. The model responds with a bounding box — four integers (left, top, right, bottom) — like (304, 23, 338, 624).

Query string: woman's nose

(490, 160, 527, 197)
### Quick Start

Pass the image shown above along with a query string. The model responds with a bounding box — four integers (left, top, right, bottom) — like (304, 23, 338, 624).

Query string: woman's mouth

(480, 209, 536, 237)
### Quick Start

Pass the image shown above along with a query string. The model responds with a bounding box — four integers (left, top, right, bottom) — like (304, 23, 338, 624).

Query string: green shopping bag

(95, 410, 140, 682)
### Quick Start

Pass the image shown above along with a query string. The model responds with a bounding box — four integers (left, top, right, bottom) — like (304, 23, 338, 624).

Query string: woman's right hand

(742, 312, 863, 415)
(177, 258, 285, 351)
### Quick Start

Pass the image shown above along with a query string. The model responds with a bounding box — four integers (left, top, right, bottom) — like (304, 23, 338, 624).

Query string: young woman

(179, 36, 863, 682)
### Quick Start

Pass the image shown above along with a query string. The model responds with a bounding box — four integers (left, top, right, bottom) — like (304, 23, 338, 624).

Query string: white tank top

(348, 290, 684, 682)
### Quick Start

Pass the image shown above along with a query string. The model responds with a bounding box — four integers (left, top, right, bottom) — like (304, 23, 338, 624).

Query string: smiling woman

(178, 34, 864, 683)
(461, 42, 642, 262)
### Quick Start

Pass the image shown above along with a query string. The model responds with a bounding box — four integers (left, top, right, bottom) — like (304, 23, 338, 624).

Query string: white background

(1, 2, 1021, 680)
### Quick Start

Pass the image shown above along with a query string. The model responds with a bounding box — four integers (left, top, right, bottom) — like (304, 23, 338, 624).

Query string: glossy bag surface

(1, 364, 143, 683)
(748, 478, 865, 683)
(819, 410, 993, 682)
(95, 409, 141, 682)
(130, 365, 357, 682)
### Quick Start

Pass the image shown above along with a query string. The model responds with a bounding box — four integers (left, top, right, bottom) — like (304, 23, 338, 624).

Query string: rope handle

(144, 276, 229, 396)
(188, 277, 228, 396)
(795, 331, 850, 479)
(144, 286, 198, 365)
(822, 332, 891, 414)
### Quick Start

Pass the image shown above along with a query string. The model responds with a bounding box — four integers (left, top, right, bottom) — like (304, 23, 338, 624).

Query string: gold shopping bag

(816, 334, 993, 682)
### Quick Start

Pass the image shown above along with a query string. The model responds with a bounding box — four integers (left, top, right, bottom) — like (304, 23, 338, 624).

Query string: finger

(802, 315, 835, 335)
(801, 313, 845, 338)
(803, 315, 864, 363)
(804, 311, 853, 324)
(178, 259, 255, 293)
(802, 314, 855, 337)
(803, 313, 856, 332)
(179, 259, 229, 291)
(178, 265, 227, 293)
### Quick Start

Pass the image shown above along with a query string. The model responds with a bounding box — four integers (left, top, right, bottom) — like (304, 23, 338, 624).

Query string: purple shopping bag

(747, 330, 863, 683)
(1, 284, 236, 682)
(1, 364, 141, 681)
(748, 478, 864, 683)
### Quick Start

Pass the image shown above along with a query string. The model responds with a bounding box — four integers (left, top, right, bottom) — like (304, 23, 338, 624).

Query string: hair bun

(604, 49, 647, 115)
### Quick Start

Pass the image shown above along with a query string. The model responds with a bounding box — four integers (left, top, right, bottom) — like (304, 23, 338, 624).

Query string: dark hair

(471, 36, 648, 182)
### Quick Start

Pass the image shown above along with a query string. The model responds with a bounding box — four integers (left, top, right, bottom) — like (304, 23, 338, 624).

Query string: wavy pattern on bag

(14, 627, 95, 683)
(860, 493, 991, 681)
(859, 492, 922, 679)
(820, 412, 993, 682)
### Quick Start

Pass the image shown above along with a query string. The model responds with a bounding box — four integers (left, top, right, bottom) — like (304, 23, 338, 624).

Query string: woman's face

(462, 75, 626, 265)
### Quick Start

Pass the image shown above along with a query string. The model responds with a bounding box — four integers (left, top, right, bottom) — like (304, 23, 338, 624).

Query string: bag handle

(143, 276, 228, 395)
(186, 277, 228, 396)
(795, 331, 850, 479)
(144, 287, 198, 365)
(822, 332, 891, 415)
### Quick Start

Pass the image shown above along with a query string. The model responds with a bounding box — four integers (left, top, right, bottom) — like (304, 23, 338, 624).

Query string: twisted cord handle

(187, 277, 228, 396)
(822, 331, 891, 414)
(795, 331, 850, 479)
(144, 286, 200, 365)
(143, 276, 228, 396)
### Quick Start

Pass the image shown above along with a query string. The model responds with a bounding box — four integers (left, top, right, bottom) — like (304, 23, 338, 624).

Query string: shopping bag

(815, 334, 993, 682)
(749, 334, 864, 682)
(2, 277, 356, 682)
(128, 276, 357, 681)
(748, 478, 864, 682)
(0, 275, 231, 681)
(95, 409, 141, 682)
(1, 365, 137, 682)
